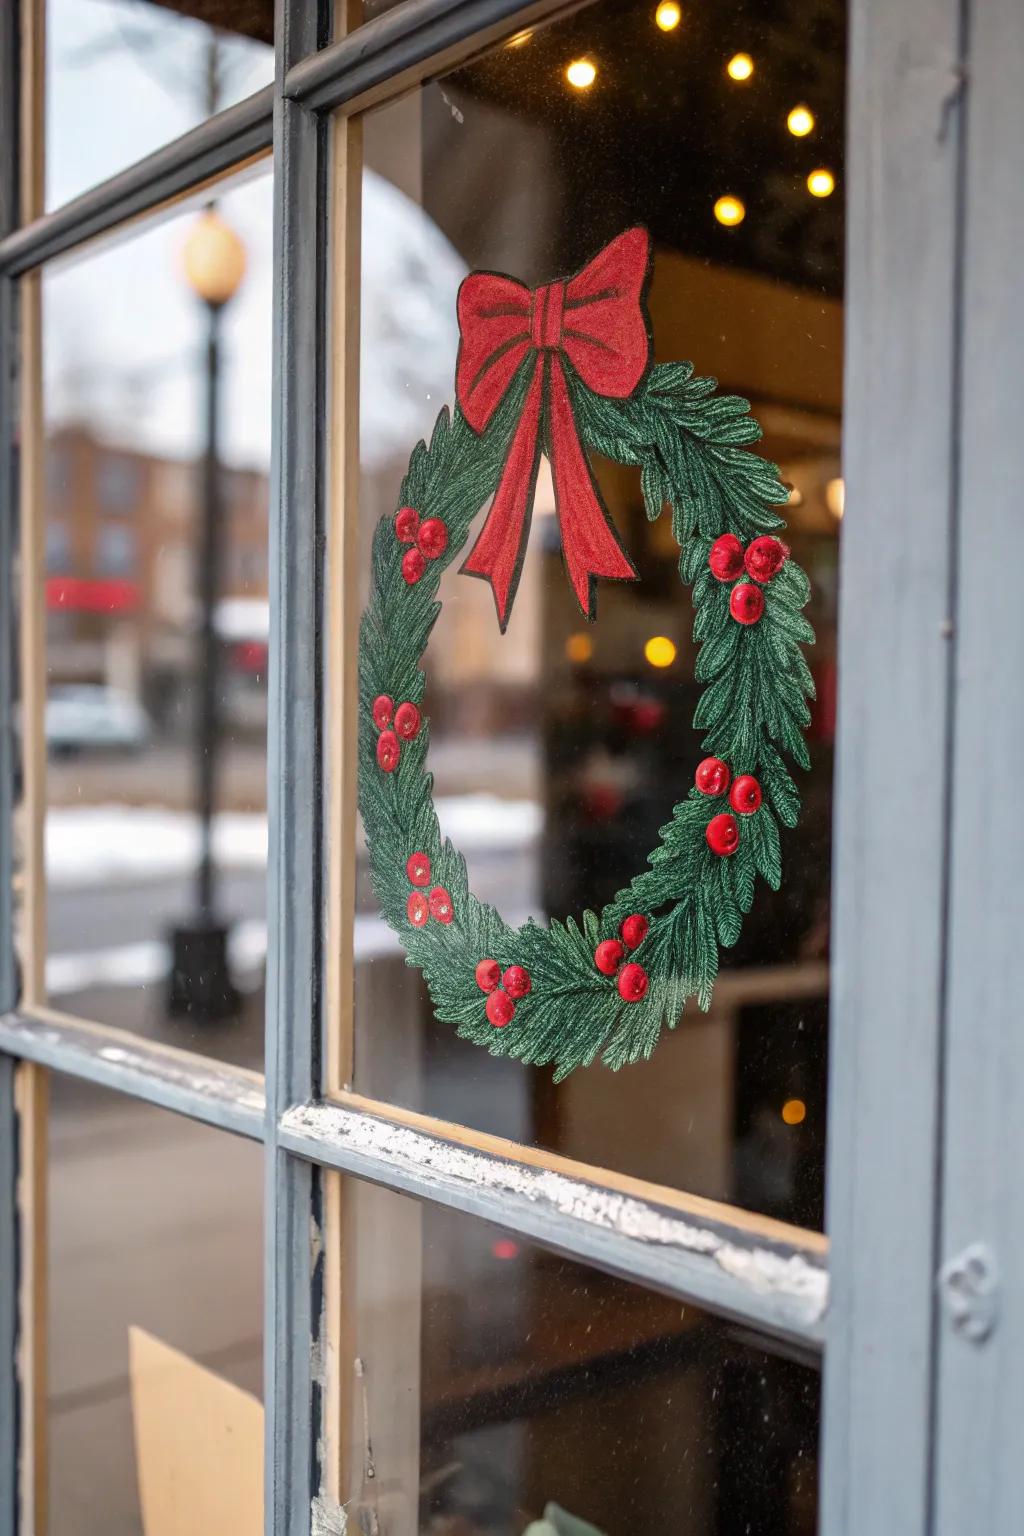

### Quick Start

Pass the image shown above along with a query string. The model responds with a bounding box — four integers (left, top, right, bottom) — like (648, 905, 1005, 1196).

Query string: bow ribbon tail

(461, 357, 545, 632)
(547, 358, 638, 618)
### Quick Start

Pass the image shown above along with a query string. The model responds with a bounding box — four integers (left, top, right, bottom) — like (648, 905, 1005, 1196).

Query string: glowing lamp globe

(182, 211, 248, 308)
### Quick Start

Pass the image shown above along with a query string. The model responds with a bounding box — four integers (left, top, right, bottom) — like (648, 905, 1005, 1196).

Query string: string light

(714, 195, 745, 227)
(807, 167, 835, 198)
(781, 1098, 807, 1126)
(787, 104, 815, 137)
(655, 0, 682, 30)
(644, 636, 677, 668)
(566, 58, 597, 89)
(727, 52, 754, 81)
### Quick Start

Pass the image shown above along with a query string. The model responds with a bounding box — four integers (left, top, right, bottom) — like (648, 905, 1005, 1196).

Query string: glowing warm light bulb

(506, 28, 533, 46)
(781, 1098, 807, 1126)
(644, 635, 677, 669)
(655, 0, 682, 30)
(826, 477, 845, 519)
(566, 632, 594, 664)
(807, 167, 835, 198)
(787, 104, 815, 137)
(566, 58, 597, 89)
(727, 52, 754, 81)
(714, 194, 745, 227)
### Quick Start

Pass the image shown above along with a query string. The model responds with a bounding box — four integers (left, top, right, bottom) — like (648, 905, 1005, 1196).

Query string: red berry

(502, 965, 532, 999)
(617, 962, 649, 1002)
(394, 506, 420, 543)
(402, 547, 426, 585)
(486, 990, 515, 1028)
(696, 756, 731, 796)
(417, 518, 448, 561)
(620, 913, 649, 950)
(709, 533, 745, 582)
(594, 938, 625, 975)
(394, 701, 422, 740)
(376, 730, 400, 772)
(729, 774, 763, 814)
(372, 694, 394, 730)
(475, 958, 501, 993)
(706, 812, 740, 856)
(406, 891, 429, 927)
(406, 851, 431, 887)
(428, 886, 454, 924)
(744, 535, 788, 584)
(730, 583, 765, 625)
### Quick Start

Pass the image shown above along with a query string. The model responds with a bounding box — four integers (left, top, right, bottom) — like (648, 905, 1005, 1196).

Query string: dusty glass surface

(47, 1076, 263, 1533)
(335, 1180, 819, 1534)
(40, 165, 271, 1068)
(44, 0, 274, 211)
(346, 0, 843, 1227)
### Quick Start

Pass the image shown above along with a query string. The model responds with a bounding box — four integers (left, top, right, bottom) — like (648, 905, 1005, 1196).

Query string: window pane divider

(280, 1095, 828, 1352)
(0, 85, 273, 278)
(0, 1007, 266, 1140)
(284, 0, 575, 116)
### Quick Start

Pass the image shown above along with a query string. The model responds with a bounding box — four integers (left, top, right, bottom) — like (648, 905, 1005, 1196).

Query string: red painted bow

(455, 227, 651, 631)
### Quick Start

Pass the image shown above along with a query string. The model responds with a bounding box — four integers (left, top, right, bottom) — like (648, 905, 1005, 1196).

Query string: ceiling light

(566, 58, 597, 89)
(655, 1, 682, 30)
(826, 477, 845, 519)
(787, 104, 815, 137)
(807, 167, 835, 198)
(644, 635, 677, 668)
(565, 632, 593, 664)
(714, 195, 745, 227)
(727, 52, 754, 81)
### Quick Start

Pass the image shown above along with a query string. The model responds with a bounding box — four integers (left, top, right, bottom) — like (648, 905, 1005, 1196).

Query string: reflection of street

(48, 1076, 263, 1534)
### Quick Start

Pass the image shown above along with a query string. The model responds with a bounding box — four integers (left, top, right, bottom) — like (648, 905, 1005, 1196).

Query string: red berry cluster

(395, 505, 449, 586)
(593, 912, 651, 1002)
(404, 851, 454, 929)
(372, 693, 422, 773)
(694, 756, 763, 857)
(475, 957, 532, 1028)
(708, 534, 788, 627)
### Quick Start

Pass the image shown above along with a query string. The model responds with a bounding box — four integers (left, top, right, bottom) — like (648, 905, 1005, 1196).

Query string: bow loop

(455, 273, 532, 433)
(455, 228, 651, 630)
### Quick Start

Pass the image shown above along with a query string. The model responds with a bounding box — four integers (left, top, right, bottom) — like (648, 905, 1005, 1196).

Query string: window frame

(0, 0, 995, 1533)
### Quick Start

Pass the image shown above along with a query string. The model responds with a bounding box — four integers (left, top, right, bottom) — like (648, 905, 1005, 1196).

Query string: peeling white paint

(310, 1491, 348, 1536)
(281, 1102, 828, 1323)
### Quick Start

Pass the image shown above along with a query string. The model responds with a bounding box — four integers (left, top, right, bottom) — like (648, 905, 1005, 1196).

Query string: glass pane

(343, 0, 842, 1228)
(48, 1076, 263, 1532)
(329, 1179, 819, 1533)
(45, 0, 274, 211)
(40, 164, 271, 1069)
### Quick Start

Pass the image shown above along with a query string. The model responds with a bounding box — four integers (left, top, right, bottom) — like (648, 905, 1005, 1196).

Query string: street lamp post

(168, 209, 247, 1023)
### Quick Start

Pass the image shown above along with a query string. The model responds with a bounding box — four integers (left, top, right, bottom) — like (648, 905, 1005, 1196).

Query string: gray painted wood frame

(0, 0, 19, 1525)
(263, 2, 326, 1533)
(933, 0, 1024, 1525)
(821, 0, 967, 1531)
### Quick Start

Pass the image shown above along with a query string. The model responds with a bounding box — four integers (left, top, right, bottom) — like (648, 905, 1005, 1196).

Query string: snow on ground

(45, 794, 541, 889)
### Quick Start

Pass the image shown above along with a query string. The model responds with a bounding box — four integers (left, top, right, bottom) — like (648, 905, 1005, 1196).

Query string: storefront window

(38, 163, 272, 1066)
(342, 0, 843, 1227)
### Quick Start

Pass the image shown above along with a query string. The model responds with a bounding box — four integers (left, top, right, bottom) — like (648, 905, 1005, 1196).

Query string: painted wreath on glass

(359, 227, 814, 1080)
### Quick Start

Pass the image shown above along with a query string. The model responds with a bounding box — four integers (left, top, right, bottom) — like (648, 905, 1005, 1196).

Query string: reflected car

(45, 686, 151, 757)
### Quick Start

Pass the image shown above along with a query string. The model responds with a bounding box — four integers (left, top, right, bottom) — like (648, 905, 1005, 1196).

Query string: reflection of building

(44, 424, 269, 727)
